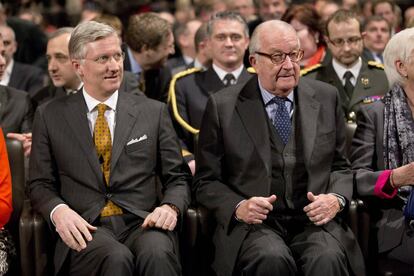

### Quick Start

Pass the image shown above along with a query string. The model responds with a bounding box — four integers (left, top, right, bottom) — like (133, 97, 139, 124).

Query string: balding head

(249, 20, 302, 97)
(0, 25, 16, 65)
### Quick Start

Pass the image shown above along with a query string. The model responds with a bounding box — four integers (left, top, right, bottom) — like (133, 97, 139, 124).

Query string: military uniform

(169, 66, 253, 158)
(301, 59, 388, 122)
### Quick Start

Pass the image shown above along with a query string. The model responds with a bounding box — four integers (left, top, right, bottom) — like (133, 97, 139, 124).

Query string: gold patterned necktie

(94, 103, 123, 217)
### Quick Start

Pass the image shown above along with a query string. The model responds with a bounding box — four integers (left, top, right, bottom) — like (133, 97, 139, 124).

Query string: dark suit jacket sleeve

(20, 93, 34, 133)
(350, 103, 384, 196)
(172, 78, 193, 157)
(29, 107, 66, 227)
(157, 104, 191, 217)
(326, 89, 354, 201)
(194, 95, 245, 230)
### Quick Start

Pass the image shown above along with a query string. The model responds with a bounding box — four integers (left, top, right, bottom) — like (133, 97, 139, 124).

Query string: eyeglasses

(328, 36, 362, 47)
(255, 49, 304, 65)
(83, 52, 125, 65)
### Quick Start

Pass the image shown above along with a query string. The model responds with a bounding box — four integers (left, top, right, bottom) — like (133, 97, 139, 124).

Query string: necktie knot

(272, 96, 288, 106)
(223, 73, 235, 86)
(97, 103, 108, 116)
(343, 71, 353, 81)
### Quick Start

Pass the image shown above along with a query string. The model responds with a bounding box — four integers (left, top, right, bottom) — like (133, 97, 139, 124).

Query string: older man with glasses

(193, 19, 364, 276)
(302, 9, 388, 122)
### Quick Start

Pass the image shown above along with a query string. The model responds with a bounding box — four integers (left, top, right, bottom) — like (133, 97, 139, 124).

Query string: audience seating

(5, 138, 25, 275)
(5, 122, 412, 275)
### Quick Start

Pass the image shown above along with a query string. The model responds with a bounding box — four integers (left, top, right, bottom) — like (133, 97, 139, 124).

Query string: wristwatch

(337, 196, 346, 212)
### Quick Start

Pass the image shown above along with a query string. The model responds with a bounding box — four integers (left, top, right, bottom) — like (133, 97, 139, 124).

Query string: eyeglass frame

(254, 49, 304, 65)
(82, 51, 125, 65)
(327, 36, 362, 48)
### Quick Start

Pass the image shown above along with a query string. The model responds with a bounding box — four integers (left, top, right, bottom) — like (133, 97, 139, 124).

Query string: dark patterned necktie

(223, 73, 235, 87)
(343, 71, 354, 99)
(272, 96, 291, 144)
(94, 103, 123, 217)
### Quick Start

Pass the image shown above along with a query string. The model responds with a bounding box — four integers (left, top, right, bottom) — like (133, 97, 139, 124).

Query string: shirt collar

(332, 57, 362, 80)
(182, 55, 193, 65)
(64, 82, 83, 95)
(212, 63, 244, 82)
(83, 88, 118, 113)
(258, 79, 294, 105)
(127, 46, 142, 75)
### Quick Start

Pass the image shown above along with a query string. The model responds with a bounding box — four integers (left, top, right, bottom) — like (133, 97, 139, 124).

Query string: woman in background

(282, 4, 327, 69)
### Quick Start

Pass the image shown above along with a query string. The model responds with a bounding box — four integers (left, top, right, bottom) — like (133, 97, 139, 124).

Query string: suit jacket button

(106, 193, 113, 199)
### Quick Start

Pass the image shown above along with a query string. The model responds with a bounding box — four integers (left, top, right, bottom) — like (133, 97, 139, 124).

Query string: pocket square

(127, 135, 147, 146)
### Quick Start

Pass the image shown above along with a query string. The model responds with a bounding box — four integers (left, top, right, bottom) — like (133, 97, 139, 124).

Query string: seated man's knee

(304, 247, 348, 274)
(101, 244, 134, 267)
(239, 243, 296, 275)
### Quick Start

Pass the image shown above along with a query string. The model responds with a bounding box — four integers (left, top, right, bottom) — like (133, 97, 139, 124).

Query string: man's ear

(249, 54, 257, 68)
(361, 31, 367, 39)
(72, 59, 83, 77)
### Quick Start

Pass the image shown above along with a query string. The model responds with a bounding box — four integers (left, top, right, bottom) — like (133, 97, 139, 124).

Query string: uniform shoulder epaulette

(367, 61, 384, 70)
(247, 67, 256, 74)
(167, 67, 202, 103)
(300, 63, 322, 76)
(168, 67, 202, 135)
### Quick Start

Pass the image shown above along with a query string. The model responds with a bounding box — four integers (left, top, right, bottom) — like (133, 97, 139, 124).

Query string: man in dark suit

(29, 21, 190, 276)
(0, 32, 33, 138)
(194, 20, 364, 276)
(302, 9, 388, 122)
(361, 15, 391, 64)
(123, 12, 175, 102)
(166, 20, 202, 75)
(0, 25, 46, 95)
(170, 11, 252, 174)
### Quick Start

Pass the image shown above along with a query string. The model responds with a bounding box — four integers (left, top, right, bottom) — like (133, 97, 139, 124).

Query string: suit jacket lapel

(111, 93, 140, 171)
(297, 79, 320, 165)
(237, 67, 251, 84)
(323, 62, 349, 112)
(196, 67, 225, 96)
(349, 61, 371, 108)
(236, 77, 271, 174)
(63, 92, 103, 182)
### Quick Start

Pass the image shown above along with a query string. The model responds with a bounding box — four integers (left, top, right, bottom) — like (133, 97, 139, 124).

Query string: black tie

(223, 73, 235, 87)
(377, 53, 384, 63)
(343, 71, 354, 99)
(272, 96, 291, 144)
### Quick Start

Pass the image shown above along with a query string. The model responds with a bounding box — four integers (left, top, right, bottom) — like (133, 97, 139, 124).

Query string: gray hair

(249, 20, 298, 54)
(48, 27, 74, 41)
(383, 27, 414, 87)
(206, 11, 249, 38)
(69, 21, 117, 60)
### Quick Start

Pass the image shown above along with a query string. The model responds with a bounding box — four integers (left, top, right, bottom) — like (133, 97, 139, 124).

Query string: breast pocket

(125, 140, 148, 154)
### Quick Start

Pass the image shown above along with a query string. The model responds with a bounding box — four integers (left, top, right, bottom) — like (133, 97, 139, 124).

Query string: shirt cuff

(374, 170, 398, 199)
(50, 204, 68, 226)
(234, 199, 246, 222)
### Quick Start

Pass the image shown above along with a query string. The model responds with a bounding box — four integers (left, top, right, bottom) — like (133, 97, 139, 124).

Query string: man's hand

(303, 192, 340, 226)
(142, 204, 178, 231)
(52, 205, 97, 252)
(235, 195, 276, 224)
(7, 132, 32, 157)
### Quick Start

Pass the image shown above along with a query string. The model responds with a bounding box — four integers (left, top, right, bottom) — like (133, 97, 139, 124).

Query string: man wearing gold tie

(29, 21, 191, 276)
